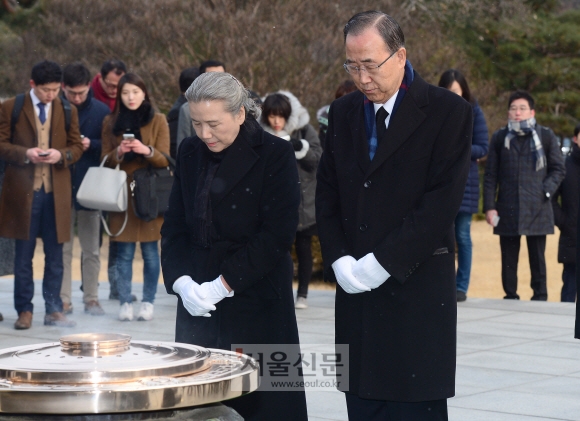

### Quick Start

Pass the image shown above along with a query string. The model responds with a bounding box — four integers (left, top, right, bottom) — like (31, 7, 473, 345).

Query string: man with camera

(0, 60, 83, 329)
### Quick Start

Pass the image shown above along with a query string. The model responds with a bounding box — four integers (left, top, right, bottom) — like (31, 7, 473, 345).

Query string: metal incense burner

(0, 333, 259, 415)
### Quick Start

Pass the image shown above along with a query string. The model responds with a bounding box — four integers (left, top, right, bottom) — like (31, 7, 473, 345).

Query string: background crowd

(0, 54, 577, 332)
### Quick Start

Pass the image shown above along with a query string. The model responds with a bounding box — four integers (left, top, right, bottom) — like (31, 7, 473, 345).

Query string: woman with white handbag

(101, 73, 169, 322)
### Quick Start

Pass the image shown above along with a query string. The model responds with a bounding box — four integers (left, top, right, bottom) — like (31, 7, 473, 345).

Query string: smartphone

(123, 133, 135, 141)
(491, 215, 500, 227)
(38, 151, 50, 157)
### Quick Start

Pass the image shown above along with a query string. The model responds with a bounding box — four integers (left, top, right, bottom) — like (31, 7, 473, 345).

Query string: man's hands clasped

(332, 253, 391, 295)
(172, 275, 234, 317)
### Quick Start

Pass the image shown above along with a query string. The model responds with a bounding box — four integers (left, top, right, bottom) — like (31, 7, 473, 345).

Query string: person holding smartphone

(101, 73, 169, 322)
(0, 60, 83, 330)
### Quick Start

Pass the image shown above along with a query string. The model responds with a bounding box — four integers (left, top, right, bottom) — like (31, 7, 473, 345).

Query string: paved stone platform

(0, 278, 578, 420)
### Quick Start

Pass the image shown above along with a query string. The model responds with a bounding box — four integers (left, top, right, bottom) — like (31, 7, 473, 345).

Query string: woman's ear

(236, 106, 246, 124)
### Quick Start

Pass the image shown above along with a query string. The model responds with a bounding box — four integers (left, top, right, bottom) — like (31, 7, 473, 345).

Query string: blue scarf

(364, 60, 414, 160)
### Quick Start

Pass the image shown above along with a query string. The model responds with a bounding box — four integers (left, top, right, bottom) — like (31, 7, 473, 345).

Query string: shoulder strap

(10, 94, 25, 141)
(159, 151, 176, 170)
(60, 96, 72, 133)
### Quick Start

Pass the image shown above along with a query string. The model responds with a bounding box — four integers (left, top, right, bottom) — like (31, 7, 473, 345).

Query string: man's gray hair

(343, 11, 405, 54)
(185, 72, 261, 120)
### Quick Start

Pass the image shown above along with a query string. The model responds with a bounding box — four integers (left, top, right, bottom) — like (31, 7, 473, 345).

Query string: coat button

(359, 224, 368, 231)
(363, 180, 371, 188)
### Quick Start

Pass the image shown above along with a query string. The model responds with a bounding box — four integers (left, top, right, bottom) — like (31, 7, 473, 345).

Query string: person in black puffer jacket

(261, 92, 322, 309)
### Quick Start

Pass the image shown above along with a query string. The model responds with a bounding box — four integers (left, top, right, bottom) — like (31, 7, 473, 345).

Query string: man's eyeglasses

(103, 79, 119, 90)
(343, 49, 398, 76)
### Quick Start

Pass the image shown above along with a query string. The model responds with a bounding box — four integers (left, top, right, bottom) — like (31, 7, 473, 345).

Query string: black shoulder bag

(130, 152, 176, 222)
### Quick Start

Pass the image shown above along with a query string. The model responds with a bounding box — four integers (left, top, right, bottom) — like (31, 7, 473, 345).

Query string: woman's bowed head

(185, 72, 261, 153)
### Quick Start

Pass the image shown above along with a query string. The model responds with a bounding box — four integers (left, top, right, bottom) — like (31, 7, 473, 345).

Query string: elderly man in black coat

(316, 11, 472, 421)
(484, 90, 565, 301)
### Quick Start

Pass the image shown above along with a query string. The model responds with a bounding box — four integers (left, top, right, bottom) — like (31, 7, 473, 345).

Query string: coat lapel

(347, 93, 371, 173)
(366, 74, 429, 177)
(210, 128, 260, 207)
(140, 119, 153, 146)
(50, 97, 64, 148)
(22, 94, 37, 140)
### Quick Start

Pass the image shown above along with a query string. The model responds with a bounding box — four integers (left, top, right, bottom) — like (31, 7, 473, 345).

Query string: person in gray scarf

(484, 90, 565, 301)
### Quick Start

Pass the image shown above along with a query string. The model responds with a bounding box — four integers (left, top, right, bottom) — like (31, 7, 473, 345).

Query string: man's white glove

(198, 275, 234, 305)
(332, 256, 371, 294)
(172, 276, 215, 317)
(352, 252, 390, 289)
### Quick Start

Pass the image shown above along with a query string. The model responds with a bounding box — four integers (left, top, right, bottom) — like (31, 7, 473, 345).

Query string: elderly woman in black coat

(160, 72, 308, 421)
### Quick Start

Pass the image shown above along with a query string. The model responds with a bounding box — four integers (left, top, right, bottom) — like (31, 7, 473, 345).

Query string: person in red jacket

(90, 59, 127, 112)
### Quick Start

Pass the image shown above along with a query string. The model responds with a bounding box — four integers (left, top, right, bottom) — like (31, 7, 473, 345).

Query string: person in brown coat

(101, 73, 169, 322)
(0, 60, 83, 329)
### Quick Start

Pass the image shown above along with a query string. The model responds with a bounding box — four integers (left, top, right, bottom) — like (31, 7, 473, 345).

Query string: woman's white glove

(331, 256, 371, 294)
(352, 252, 390, 289)
(198, 275, 234, 305)
(172, 276, 215, 317)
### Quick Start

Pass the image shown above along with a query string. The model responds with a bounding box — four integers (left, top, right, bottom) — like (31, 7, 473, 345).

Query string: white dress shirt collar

(29, 89, 52, 118)
(373, 91, 399, 129)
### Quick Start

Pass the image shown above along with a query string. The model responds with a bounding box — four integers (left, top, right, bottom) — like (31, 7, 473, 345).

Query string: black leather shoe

(456, 291, 467, 302)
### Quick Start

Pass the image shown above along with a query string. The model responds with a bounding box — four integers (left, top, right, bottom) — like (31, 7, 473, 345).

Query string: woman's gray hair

(185, 72, 261, 121)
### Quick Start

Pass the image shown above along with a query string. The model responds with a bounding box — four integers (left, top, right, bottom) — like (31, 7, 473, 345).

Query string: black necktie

(376, 106, 389, 145)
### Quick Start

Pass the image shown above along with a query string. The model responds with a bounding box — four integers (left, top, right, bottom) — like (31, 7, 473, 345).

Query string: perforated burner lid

(0, 333, 259, 414)
(0, 333, 211, 384)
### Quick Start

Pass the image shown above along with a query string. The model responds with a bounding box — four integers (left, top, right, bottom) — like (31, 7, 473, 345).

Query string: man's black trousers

(500, 235, 547, 300)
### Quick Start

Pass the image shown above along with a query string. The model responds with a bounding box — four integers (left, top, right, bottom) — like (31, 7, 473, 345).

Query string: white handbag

(77, 156, 128, 237)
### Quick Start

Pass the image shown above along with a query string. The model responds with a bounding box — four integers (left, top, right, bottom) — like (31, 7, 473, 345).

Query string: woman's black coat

(161, 124, 307, 420)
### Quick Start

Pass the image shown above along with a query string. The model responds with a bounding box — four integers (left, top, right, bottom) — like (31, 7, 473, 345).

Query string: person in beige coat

(101, 73, 169, 322)
(0, 60, 83, 329)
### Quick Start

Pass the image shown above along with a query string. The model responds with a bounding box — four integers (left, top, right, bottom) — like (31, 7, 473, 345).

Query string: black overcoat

(552, 144, 580, 264)
(316, 74, 472, 402)
(160, 123, 307, 420)
(483, 126, 565, 236)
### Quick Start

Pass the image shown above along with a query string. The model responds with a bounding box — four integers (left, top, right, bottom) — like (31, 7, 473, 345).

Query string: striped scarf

(505, 117, 546, 171)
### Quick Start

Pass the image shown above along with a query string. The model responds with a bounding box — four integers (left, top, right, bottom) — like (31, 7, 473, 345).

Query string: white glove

(352, 253, 390, 289)
(331, 256, 371, 294)
(172, 276, 215, 317)
(198, 275, 234, 305)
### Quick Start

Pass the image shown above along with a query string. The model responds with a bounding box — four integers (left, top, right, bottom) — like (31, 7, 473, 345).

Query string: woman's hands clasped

(172, 275, 234, 317)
